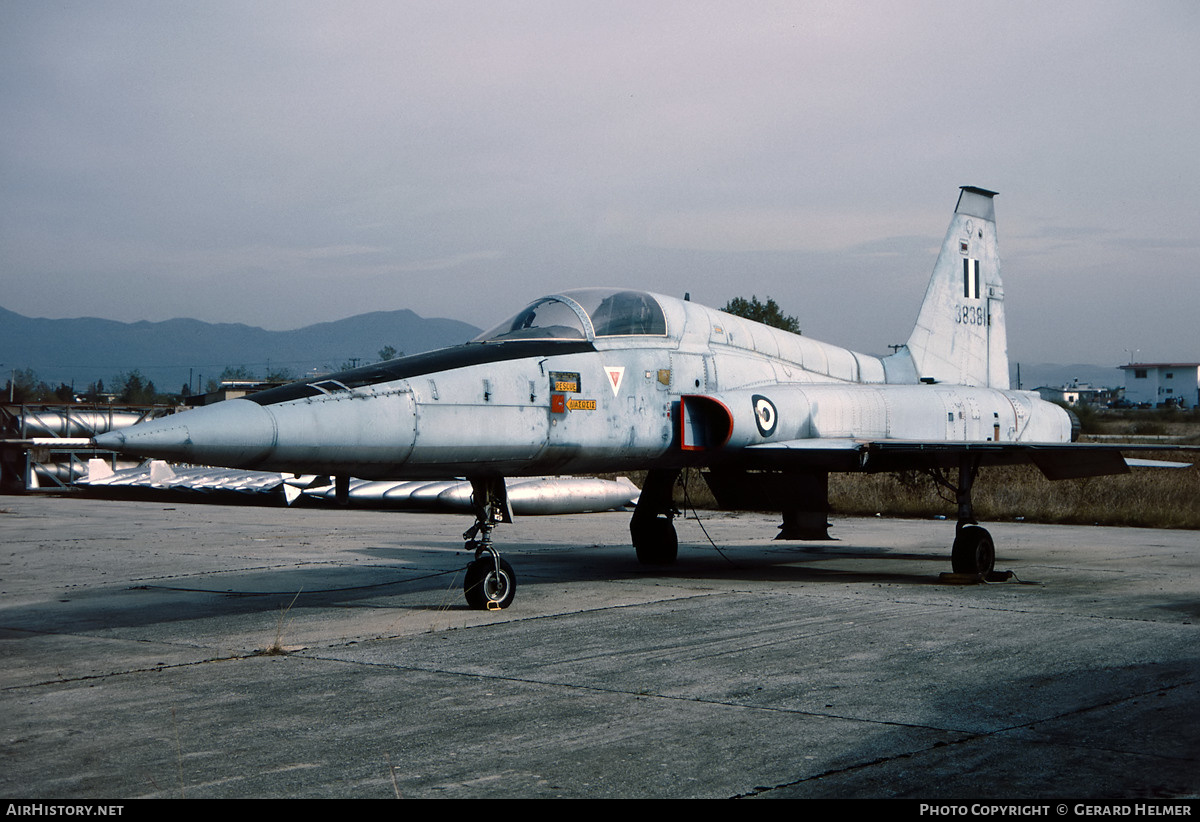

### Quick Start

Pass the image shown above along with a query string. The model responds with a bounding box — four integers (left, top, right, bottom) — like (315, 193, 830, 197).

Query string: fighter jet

(94, 186, 1167, 609)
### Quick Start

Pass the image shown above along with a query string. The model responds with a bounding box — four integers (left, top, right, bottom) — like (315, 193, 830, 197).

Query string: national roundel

(751, 394, 777, 437)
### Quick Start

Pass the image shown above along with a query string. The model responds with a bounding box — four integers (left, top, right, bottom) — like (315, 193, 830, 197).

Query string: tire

(464, 556, 516, 610)
(632, 516, 678, 565)
(951, 525, 995, 575)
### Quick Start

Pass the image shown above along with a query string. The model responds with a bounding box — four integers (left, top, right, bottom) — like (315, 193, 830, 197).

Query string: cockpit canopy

(473, 288, 668, 342)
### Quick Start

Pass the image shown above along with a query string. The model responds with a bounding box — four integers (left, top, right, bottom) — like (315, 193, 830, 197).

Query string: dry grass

(828, 459, 1200, 530)
(257, 590, 302, 656)
(614, 452, 1200, 530)
(1078, 407, 1200, 442)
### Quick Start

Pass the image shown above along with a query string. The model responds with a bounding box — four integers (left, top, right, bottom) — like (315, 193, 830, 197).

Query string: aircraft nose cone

(92, 399, 277, 467)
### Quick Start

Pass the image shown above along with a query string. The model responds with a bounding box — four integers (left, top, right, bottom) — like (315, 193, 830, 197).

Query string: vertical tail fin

(904, 186, 1008, 388)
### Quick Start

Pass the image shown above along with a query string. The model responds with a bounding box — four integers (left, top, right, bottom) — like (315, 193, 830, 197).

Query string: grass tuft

(258, 590, 302, 656)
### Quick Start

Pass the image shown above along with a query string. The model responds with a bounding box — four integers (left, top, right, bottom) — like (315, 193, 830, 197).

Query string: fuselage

(94, 288, 1074, 478)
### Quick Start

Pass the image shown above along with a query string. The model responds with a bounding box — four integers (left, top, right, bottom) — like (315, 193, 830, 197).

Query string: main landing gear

(630, 468, 680, 565)
(462, 477, 516, 610)
(930, 455, 996, 577)
(952, 522, 995, 576)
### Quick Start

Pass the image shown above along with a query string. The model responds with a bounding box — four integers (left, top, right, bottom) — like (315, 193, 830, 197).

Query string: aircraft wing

(744, 439, 1196, 479)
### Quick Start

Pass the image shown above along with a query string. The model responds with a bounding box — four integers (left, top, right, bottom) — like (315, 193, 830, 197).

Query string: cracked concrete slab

(1, 496, 1196, 798)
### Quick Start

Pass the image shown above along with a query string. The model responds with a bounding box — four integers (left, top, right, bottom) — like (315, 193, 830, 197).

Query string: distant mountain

(0, 305, 480, 393)
(1, 302, 1129, 398)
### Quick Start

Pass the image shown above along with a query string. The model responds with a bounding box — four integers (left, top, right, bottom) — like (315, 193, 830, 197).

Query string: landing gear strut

(630, 468, 680, 565)
(462, 477, 516, 609)
(929, 455, 996, 576)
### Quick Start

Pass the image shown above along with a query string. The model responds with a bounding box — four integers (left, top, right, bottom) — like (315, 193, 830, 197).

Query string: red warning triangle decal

(604, 366, 625, 396)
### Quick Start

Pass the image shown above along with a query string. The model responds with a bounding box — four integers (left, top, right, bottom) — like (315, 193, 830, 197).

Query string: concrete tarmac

(1, 495, 1197, 799)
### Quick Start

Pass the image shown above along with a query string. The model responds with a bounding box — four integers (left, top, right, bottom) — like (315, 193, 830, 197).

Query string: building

(186, 379, 289, 407)
(1035, 385, 1081, 405)
(1034, 382, 1115, 406)
(1118, 363, 1200, 408)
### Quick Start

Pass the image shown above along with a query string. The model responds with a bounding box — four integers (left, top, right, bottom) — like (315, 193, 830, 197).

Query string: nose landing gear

(462, 477, 517, 610)
(464, 547, 516, 610)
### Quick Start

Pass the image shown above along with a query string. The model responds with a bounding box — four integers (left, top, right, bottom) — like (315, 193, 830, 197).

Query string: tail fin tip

(956, 186, 998, 220)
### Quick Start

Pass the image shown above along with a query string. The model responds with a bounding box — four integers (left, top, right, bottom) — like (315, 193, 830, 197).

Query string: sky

(2, 0, 1198, 367)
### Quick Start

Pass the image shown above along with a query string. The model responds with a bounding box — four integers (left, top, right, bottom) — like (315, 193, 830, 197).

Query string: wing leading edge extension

(745, 439, 1195, 479)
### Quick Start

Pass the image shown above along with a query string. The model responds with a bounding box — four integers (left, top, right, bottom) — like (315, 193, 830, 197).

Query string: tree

(378, 345, 401, 362)
(5, 368, 48, 403)
(263, 367, 294, 382)
(219, 365, 254, 381)
(206, 365, 255, 392)
(84, 378, 106, 401)
(113, 370, 156, 404)
(720, 295, 801, 334)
